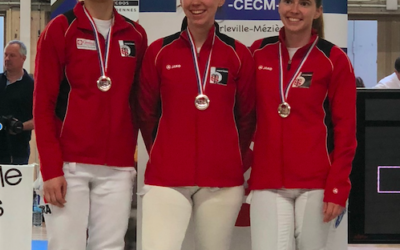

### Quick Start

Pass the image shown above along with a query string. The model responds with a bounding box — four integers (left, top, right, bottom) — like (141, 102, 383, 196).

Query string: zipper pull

(287, 60, 292, 71)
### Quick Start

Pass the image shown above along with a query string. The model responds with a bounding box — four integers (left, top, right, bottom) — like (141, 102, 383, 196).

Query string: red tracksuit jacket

(249, 29, 357, 207)
(34, 2, 147, 181)
(138, 22, 256, 187)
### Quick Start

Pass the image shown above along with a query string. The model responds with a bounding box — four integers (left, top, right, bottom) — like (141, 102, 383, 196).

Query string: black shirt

(0, 69, 34, 162)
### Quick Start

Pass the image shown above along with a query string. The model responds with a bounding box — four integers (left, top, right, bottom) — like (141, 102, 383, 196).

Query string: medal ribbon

(187, 28, 216, 95)
(83, 6, 113, 78)
(279, 37, 318, 103)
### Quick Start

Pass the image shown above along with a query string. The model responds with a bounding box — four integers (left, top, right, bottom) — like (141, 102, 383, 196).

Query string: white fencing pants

(142, 185, 244, 250)
(250, 189, 330, 250)
(44, 163, 136, 250)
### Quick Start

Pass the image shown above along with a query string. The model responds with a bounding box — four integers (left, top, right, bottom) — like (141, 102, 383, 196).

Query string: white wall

(348, 20, 378, 88)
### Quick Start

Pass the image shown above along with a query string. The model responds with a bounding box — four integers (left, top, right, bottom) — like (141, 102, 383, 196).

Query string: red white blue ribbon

(83, 6, 113, 78)
(187, 28, 216, 95)
(278, 37, 318, 103)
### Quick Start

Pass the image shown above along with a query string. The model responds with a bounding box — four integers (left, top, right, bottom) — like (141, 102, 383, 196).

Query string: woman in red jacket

(138, 0, 255, 249)
(34, 0, 147, 249)
(249, 0, 356, 249)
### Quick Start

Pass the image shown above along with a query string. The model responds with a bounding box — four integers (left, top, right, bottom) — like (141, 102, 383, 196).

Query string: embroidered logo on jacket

(258, 65, 273, 71)
(119, 40, 136, 57)
(292, 72, 313, 88)
(76, 38, 96, 51)
(210, 67, 228, 85)
(166, 64, 181, 70)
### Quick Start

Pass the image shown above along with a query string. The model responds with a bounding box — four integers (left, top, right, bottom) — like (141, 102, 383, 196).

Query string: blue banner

(322, 0, 347, 14)
(140, 0, 176, 12)
(217, 0, 280, 21)
(216, 0, 347, 21)
(51, 0, 76, 19)
(52, 0, 347, 16)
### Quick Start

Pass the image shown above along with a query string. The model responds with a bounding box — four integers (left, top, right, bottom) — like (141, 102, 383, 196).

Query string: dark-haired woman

(138, 0, 256, 249)
(34, 0, 147, 249)
(249, 0, 357, 249)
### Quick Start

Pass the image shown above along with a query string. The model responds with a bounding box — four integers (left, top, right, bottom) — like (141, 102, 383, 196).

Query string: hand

(7, 117, 19, 135)
(43, 176, 67, 208)
(6, 117, 23, 135)
(323, 202, 344, 223)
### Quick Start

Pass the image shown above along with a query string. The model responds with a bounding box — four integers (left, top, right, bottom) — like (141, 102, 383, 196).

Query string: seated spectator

(374, 57, 400, 89)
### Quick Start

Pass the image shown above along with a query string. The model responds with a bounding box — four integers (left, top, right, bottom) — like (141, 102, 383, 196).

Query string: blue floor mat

(32, 240, 48, 250)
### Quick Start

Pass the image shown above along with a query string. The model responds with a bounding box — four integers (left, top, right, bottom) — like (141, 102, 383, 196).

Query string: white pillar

(20, 0, 31, 73)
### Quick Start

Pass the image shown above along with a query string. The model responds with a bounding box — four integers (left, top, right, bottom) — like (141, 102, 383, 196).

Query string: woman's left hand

(323, 202, 345, 223)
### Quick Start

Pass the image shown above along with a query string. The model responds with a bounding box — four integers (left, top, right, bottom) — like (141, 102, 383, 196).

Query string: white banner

(50, 0, 139, 21)
(0, 164, 34, 250)
(114, 0, 139, 22)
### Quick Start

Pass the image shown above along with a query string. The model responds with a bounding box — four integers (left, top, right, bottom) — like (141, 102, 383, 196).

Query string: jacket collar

(3, 69, 29, 80)
(278, 27, 319, 53)
(73, 2, 132, 35)
(180, 17, 219, 50)
(1, 69, 29, 89)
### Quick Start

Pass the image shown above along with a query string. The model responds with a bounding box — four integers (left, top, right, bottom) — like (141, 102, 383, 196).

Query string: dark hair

(356, 77, 365, 88)
(395, 57, 400, 72)
(312, 0, 324, 38)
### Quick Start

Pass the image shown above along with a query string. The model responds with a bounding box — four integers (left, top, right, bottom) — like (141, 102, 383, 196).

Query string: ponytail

(313, 0, 324, 38)
(312, 15, 324, 38)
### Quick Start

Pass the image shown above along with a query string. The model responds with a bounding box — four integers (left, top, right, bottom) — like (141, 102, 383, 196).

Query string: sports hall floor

(32, 224, 400, 250)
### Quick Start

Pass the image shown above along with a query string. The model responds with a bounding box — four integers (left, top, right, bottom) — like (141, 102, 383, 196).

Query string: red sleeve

(138, 40, 163, 153)
(34, 16, 67, 181)
(235, 42, 256, 159)
(323, 46, 357, 207)
(130, 22, 148, 128)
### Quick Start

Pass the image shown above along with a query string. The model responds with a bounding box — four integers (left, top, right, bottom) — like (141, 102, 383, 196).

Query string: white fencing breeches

(142, 185, 244, 250)
(44, 162, 136, 250)
(250, 189, 330, 250)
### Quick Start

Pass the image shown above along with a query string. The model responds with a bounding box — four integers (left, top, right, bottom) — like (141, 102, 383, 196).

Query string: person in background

(0, 40, 34, 165)
(356, 76, 365, 88)
(374, 57, 400, 89)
